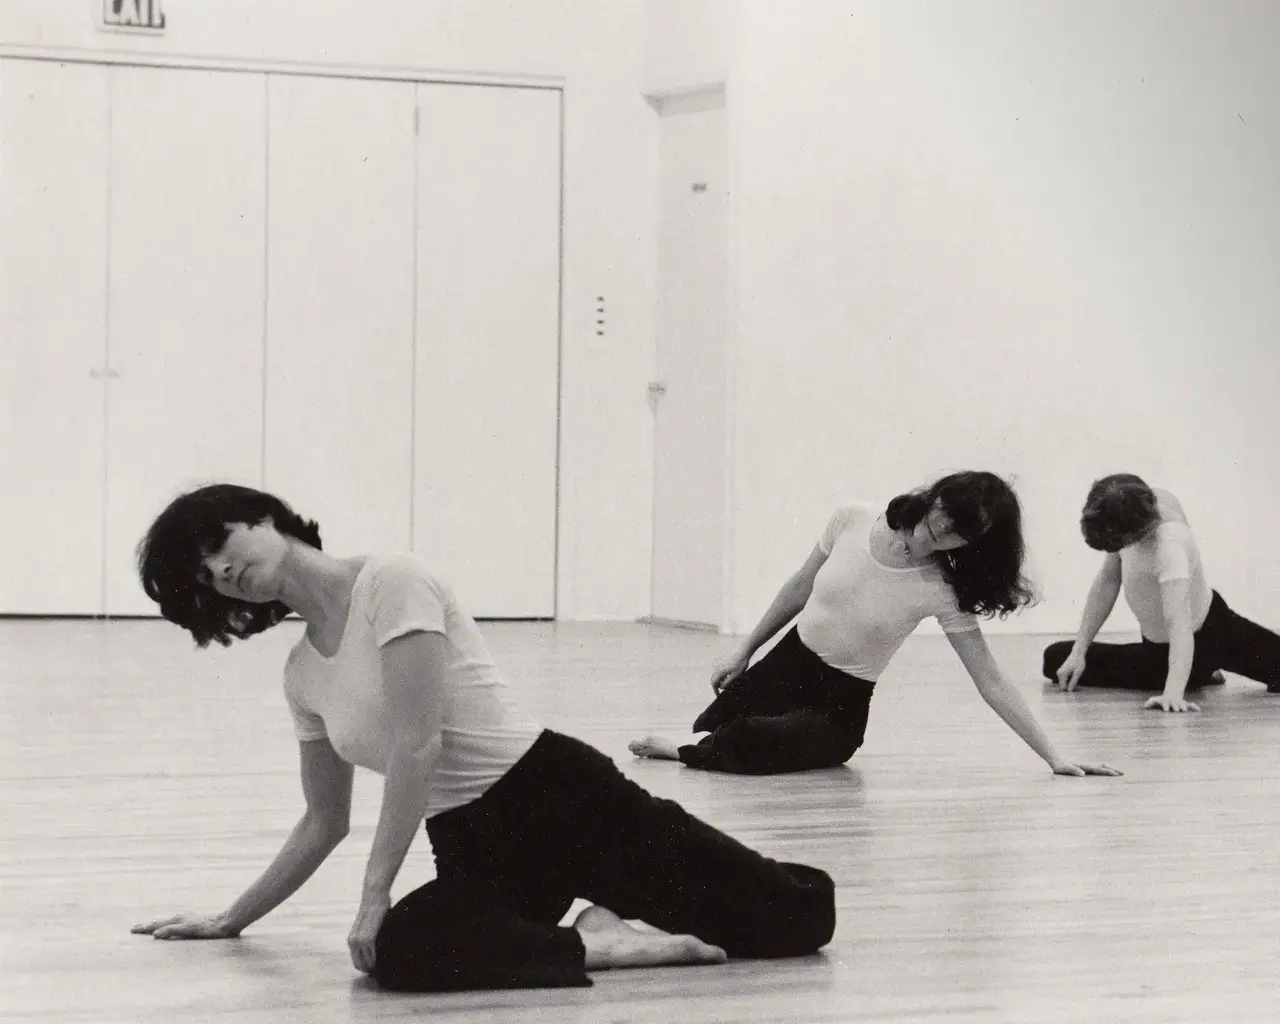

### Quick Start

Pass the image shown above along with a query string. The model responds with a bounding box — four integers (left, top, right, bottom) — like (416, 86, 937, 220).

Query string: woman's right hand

(132, 912, 240, 940)
(710, 651, 751, 695)
(1054, 647, 1088, 691)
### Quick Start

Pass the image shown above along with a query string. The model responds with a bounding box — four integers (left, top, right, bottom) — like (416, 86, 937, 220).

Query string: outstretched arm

(948, 628, 1121, 777)
(1056, 554, 1122, 690)
(1075, 554, 1123, 648)
(347, 630, 448, 973)
(713, 544, 828, 692)
(133, 737, 353, 939)
(1144, 578, 1199, 712)
(741, 545, 827, 656)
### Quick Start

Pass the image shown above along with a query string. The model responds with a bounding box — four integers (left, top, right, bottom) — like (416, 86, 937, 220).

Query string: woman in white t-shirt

(129, 484, 836, 992)
(1045, 473, 1280, 711)
(631, 472, 1119, 778)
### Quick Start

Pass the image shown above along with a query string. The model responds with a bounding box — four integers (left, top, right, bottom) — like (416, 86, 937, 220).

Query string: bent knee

(370, 939, 430, 992)
(1042, 640, 1072, 679)
(777, 864, 836, 954)
(371, 919, 590, 993)
(737, 864, 836, 958)
(836, 731, 863, 765)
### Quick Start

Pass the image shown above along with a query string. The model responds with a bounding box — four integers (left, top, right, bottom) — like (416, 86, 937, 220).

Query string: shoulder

(819, 500, 875, 550)
(829, 500, 876, 528)
(1139, 522, 1197, 585)
(1153, 521, 1196, 563)
(358, 553, 457, 628)
(1154, 520, 1195, 550)
(929, 568, 980, 629)
(1154, 488, 1197, 525)
(362, 552, 450, 593)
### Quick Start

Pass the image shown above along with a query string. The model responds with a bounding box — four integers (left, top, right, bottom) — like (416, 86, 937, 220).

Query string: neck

(276, 542, 356, 625)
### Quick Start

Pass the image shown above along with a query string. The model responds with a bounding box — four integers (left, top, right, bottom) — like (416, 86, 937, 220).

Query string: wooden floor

(4, 618, 1280, 1023)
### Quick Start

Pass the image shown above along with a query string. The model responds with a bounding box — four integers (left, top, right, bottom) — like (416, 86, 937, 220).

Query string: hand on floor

(131, 911, 239, 939)
(1050, 760, 1123, 777)
(1054, 650, 1088, 691)
(348, 894, 390, 974)
(1143, 696, 1200, 713)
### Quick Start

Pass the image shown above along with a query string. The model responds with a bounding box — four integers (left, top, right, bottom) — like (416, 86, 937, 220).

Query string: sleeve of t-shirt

(282, 657, 328, 742)
(366, 555, 449, 648)
(936, 602, 981, 635)
(1154, 534, 1192, 583)
(818, 502, 866, 555)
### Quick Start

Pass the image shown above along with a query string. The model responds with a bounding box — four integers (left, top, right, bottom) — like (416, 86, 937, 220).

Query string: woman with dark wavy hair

(631, 471, 1119, 778)
(130, 483, 836, 991)
(1043, 473, 1280, 711)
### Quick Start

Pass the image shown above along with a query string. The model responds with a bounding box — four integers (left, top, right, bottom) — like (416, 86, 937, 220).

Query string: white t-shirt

(282, 553, 541, 818)
(796, 502, 979, 681)
(1119, 520, 1213, 642)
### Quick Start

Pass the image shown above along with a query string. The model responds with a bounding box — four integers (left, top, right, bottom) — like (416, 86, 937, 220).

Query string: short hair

(1079, 473, 1159, 552)
(137, 483, 322, 647)
(885, 470, 1037, 618)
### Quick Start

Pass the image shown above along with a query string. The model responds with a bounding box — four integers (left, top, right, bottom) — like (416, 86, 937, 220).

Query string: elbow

(306, 813, 350, 848)
(324, 821, 350, 847)
(382, 737, 443, 792)
(787, 577, 814, 615)
(1096, 579, 1120, 609)
(395, 729, 443, 767)
(971, 671, 1010, 702)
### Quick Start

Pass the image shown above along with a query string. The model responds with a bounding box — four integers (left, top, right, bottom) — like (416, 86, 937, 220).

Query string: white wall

(727, 0, 1280, 636)
(6, 2, 1277, 635)
(643, 0, 739, 94)
(0, 0, 661, 621)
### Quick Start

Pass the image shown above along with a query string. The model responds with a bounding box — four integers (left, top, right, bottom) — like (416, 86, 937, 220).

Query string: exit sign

(101, 0, 166, 33)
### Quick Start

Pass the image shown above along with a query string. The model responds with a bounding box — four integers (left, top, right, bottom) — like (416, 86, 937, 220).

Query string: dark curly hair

(1079, 473, 1160, 552)
(885, 470, 1037, 618)
(137, 483, 322, 648)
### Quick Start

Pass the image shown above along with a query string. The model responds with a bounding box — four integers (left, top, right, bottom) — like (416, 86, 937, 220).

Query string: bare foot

(628, 735, 682, 760)
(574, 906, 726, 969)
(1210, 670, 1227, 685)
(575, 906, 631, 933)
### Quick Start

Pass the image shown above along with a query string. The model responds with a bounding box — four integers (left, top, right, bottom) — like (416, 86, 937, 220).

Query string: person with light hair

(1044, 473, 1280, 711)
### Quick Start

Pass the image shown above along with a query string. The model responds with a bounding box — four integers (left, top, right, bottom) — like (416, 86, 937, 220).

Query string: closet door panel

(104, 67, 266, 615)
(0, 59, 109, 614)
(264, 75, 416, 557)
(413, 85, 561, 616)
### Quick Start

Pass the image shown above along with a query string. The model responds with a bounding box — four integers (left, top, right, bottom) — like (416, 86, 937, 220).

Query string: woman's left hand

(348, 894, 391, 974)
(1050, 760, 1123, 777)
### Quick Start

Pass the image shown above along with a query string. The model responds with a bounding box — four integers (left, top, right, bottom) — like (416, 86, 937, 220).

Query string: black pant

(679, 626, 875, 775)
(1042, 591, 1280, 692)
(372, 730, 836, 992)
